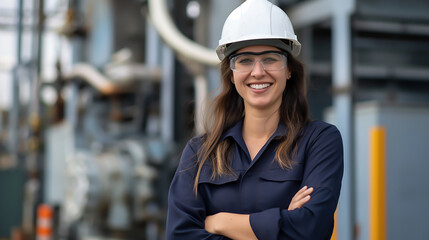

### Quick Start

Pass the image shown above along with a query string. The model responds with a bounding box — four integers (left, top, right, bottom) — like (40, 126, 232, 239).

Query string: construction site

(0, 0, 429, 239)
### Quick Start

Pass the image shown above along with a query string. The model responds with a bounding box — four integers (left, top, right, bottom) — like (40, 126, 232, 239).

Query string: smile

(249, 83, 272, 90)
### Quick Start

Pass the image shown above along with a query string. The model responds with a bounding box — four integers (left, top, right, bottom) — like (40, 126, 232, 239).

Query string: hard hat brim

(217, 38, 301, 60)
(225, 39, 292, 58)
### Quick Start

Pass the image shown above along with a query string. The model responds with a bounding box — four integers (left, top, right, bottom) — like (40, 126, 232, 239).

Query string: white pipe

(194, 75, 208, 135)
(147, 0, 220, 66)
(64, 63, 124, 95)
(287, 0, 332, 29)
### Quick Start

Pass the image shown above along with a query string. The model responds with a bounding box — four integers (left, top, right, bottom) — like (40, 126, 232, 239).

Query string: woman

(166, 0, 343, 239)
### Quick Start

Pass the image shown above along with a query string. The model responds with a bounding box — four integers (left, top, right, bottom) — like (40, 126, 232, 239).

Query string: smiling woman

(231, 45, 289, 115)
(165, 0, 343, 239)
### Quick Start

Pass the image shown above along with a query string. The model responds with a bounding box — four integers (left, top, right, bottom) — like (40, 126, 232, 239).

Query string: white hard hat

(216, 0, 301, 60)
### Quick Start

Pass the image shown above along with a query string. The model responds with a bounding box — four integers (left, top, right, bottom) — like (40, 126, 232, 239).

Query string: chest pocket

(198, 172, 240, 185)
(259, 163, 304, 182)
(252, 163, 304, 210)
(197, 168, 241, 214)
(198, 174, 239, 185)
(197, 161, 241, 185)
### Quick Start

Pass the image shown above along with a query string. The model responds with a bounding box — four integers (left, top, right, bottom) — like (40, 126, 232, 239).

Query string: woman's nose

(251, 60, 266, 77)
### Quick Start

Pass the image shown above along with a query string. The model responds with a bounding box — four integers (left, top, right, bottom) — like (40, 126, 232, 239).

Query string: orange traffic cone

(36, 204, 53, 240)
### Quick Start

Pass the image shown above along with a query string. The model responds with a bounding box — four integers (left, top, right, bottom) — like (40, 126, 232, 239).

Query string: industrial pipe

(64, 63, 161, 95)
(147, 0, 220, 66)
(64, 63, 127, 95)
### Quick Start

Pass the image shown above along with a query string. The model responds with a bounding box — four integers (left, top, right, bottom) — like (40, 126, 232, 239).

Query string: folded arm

(204, 186, 314, 240)
(249, 125, 344, 239)
(205, 125, 343, 240)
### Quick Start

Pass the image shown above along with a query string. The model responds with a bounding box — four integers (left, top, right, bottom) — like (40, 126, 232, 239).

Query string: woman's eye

(237, 58, 254, 65)
(262, 57, 278, 64)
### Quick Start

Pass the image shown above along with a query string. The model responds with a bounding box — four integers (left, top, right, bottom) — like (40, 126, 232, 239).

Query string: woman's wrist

(206, 212, 257, 240)
(206, 212, 229, 235)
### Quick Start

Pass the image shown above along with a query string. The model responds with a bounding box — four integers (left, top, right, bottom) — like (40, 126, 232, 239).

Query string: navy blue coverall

(166, 120, 344, 239)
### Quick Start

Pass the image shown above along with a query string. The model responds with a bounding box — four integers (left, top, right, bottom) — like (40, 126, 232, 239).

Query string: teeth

(249, 83, 271, 89)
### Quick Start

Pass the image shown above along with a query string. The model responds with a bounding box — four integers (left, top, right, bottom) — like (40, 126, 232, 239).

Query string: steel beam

(289, 1, 356, 239)
(161, 46, 174, 142)
(8, 0, 25, 156)
(287, 0, 332, 29)
(332, 6, 355, 240)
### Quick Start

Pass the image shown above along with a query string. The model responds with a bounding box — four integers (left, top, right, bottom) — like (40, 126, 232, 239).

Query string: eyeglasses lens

(230, 52, 287, 72)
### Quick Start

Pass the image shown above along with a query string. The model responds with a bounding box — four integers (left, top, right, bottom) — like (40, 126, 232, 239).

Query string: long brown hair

(193, 52, 310, 193)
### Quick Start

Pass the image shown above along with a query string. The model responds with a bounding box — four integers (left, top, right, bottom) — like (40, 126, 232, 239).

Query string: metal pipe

(147, 0, 219, 66)
(332, 10, 355, 240)
(287, 0, 332, 29)
(353, 20, 429, 36)
(160, 45, 174, 142)
(64, 63, 161, 95)
(16, 0, 24, 65)
(64, 64, 119, 94)
(8, 0, 25, 155)
(290, 1, 358, 239)
(29, 0, 44, 118)
(194, 75, 207, 135)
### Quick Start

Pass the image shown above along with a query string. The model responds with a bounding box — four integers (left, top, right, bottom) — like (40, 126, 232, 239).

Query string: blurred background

(0, 0, 428, 239)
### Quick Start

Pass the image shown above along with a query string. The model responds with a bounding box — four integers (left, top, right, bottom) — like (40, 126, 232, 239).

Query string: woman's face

(231, 45, 290, 112)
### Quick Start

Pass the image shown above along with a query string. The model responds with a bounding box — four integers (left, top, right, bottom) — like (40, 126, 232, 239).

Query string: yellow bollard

(369, 127, 386, 240)
(330, 210, 338, 240)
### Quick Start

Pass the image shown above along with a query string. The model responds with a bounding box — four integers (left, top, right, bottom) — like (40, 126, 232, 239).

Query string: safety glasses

(229, 51, 287, 73)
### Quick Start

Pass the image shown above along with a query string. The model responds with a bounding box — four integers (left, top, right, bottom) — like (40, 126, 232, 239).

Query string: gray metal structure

(326, 102, 429, 240)
(355, 102, 429, 240)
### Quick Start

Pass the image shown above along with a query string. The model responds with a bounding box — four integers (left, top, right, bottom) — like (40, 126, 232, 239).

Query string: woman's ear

(231, 77, 235, 84)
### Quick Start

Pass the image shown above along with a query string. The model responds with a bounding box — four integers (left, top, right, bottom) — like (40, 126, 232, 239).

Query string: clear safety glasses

(229, 51, 288, 73)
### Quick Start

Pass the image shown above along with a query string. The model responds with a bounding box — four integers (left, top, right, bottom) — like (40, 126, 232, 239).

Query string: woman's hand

(203, 186, 312, 238)
(205, 212, 258, 240)
(288, 186, 313, 210)
(204, 213, 222, 234)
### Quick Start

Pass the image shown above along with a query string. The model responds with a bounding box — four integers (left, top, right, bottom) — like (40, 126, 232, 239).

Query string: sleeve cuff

(249, 208, 281, 240)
